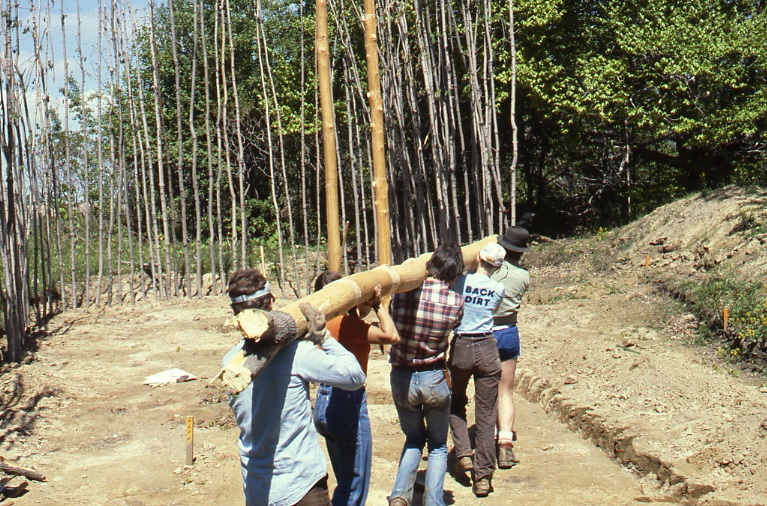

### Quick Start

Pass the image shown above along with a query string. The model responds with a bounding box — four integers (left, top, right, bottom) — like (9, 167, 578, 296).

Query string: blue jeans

(314, 385, 371, 506)
(389, 367, 451, 506)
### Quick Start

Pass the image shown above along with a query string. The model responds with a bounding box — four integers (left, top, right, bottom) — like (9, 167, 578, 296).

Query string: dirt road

(4, 186, 767, 505)
(1, 294, 664, 506)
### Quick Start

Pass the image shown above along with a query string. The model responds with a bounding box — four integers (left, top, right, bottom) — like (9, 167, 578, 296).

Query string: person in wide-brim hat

(490, 225, 530, 469)
(497, 225, 529, 253)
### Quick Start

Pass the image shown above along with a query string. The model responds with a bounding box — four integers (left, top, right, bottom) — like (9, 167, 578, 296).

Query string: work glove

(299, 302, 331, 346)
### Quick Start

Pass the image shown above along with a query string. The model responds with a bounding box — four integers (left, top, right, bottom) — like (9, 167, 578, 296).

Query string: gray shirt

(491, 260, 530, 326)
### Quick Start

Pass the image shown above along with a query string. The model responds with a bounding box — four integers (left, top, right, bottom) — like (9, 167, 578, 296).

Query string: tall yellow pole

(362, 0, 391, 268)
(316, 0, 341, 271)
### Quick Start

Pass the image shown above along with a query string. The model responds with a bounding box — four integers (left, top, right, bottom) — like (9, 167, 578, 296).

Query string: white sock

(498, 430, 514, 442)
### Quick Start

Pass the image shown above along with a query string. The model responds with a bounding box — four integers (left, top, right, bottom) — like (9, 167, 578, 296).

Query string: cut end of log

(234, 309, 271, 342)
(218, 350, 254, 394)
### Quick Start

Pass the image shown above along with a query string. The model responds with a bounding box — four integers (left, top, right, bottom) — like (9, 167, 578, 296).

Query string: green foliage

(500, 0, 767, 233)
(731, 295, 767, 358)
(666, 269, 767, 364)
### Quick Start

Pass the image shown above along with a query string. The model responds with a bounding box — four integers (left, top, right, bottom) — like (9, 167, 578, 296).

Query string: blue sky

(14, 1, 149, 128)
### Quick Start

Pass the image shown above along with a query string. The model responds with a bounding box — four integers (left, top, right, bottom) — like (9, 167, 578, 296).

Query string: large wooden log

(217, 236, 497, 392)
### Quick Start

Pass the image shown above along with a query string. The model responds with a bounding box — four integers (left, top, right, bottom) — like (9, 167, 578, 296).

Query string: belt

(393, 360, 445, 372)
(455, 331, 493, 337)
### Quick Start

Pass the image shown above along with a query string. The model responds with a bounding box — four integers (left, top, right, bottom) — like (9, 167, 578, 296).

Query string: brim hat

(479, 242, 506, 268)
(498, 226, 530, 253)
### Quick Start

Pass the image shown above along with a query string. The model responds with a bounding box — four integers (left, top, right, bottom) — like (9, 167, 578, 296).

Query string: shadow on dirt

(0, 371, 61, 449)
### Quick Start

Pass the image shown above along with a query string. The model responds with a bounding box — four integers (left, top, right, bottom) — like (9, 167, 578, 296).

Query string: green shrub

(669, 270, 767, 364)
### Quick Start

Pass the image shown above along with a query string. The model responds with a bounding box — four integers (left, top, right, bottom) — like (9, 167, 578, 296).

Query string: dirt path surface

(2, 188, 767, 505)
(1, 285, 762, 506)
(1, 297, 653, 506)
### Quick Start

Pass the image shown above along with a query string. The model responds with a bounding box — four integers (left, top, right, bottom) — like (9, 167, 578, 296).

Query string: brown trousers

(448, 334, 501, 481)
(294, 476, 332, 506)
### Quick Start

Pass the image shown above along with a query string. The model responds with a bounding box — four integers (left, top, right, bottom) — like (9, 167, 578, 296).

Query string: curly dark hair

(426, 243, 464, 283)
(314, 270, 342, 292)
(228, 268, 274, 315)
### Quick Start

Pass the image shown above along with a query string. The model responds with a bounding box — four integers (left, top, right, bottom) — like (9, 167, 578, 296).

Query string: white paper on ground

(143, 368, 197, 387)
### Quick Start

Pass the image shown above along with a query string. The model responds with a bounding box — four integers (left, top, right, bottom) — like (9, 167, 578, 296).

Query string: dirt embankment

(520, 186, 767, 504)
(1, 186, 767, 505)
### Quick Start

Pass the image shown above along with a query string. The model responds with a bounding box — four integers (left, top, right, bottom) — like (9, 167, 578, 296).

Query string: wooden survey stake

(186, 416, 194, 465)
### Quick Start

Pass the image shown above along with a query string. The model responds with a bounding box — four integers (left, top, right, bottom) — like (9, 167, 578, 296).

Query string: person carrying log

(312, 271, 400, 506)
(491, 226, 531, 469)
(386, 243, 465, 506)
(222, 268, 365, 506)
(448, 242, 506, 498)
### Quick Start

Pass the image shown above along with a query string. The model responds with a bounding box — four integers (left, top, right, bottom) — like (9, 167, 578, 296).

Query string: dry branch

(0, 462, 46, 483)
(218, 235, 496, 392)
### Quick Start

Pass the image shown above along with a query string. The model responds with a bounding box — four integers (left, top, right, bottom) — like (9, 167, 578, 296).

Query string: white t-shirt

(452, 271, 504, 334)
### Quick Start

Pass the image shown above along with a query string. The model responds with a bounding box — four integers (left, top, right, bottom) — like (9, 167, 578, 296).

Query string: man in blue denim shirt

(387, 243, 465, 506)
(224, 269, 365, 506)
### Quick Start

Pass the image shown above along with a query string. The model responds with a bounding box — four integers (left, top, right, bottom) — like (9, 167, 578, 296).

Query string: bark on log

(0, 462, 46, 482)
(218, 235, 496, 392)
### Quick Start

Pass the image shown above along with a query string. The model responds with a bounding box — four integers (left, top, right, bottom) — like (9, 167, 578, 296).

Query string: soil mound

(614, 186, 767, 277)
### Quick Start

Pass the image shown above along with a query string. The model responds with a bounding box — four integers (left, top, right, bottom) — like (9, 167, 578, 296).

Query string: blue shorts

(494, 325, 521, 361)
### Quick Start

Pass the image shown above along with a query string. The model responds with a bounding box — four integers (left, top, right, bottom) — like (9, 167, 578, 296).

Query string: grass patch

(657, 268, 767, 369)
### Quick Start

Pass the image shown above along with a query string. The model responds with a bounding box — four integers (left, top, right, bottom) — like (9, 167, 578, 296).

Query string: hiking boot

(389, 497, 408, 506)
(454, 456, 473, 475)
(498, 441, 519, 469)
(473, 477, 491, 497)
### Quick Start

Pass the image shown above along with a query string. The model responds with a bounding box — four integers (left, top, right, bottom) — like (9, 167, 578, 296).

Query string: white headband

(230, 282, 271, 303)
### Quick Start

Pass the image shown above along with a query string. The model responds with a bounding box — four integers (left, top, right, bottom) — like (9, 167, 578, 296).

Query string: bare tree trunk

(60, 2, 78, 309)
(314, 76, 322, 276)
(257, 4, 302, 296)
(106, 20, 118, 306)
(110, 3, 127, 304)
(76, 0, 91, 307)
(96, 0, 106, 305)
(225, 0, 249, 270)
(1, 0, 28, 359)
(362, 0, 391, 267)
(29, 0, 47, 321)
(316, 0, 342, 272)
(216, 1, 239, 273)
(116, 4, 137, 305)
(189, 0, 204, 298)
(199, 0, 219, 295)
(509, 0, 518, 226)
(299, 0, 311, 291)
(148, 0, 173, 298)
(253, 0, 287, 297)
(342, 76, 362, 273)
(119, 2, 147, 301)
(168, 0, 192, 297)
(45, 0, 68, 312)
(129, 5, 164, 299)
(213, 5, 227, 287)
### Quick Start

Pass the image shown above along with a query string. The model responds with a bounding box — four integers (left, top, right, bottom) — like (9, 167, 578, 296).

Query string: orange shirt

(327, 314, 371, 375)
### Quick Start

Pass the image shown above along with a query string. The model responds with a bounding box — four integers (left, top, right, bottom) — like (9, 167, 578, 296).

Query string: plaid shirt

(388, 277, 464, 367)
